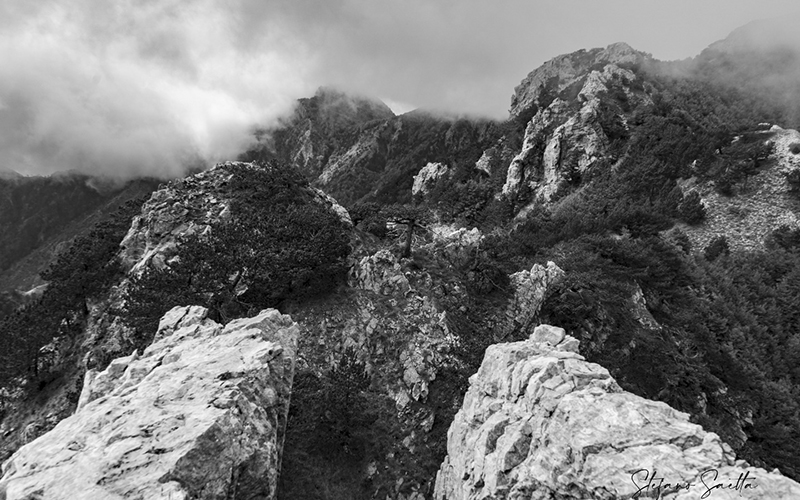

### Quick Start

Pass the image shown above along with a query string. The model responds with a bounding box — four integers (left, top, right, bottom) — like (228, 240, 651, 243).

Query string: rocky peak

(412, 162, 450, 198)
(434, 325, 800, 499)
(0, 306, 299, 500)
(510, 42, 648, 119)
(269, 87, 396, 179)
(119, 160, 350, 274)
(501, 43, 655, 206)
(302, 86, 396, 129)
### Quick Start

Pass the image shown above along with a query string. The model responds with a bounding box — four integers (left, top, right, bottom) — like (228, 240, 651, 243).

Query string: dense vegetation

(0, 163, 351, 404)
(121, 163, 351, 347)
(271, 56, 800, 496)
(0, 174, 110, 275)
(428, 68, 800, 478)
(3, 33, 800, 496)
(0, 197, 147, 390)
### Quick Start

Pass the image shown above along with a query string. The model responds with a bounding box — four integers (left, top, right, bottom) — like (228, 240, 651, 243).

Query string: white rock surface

(510, 42, 645, 119)
(500, 261, 564, 340)
(412, 162, 450, 197)
(433, 327, 800, 499)
(0, 306, 299, 500)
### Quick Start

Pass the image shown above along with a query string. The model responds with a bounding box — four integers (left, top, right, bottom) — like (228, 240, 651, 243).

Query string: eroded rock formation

(412, 162, 450, 198)
(503, 43, 652, 205)
(434, 325, 800, 499)
(500, 261, 564, 341)
(0, 306, 298, 500)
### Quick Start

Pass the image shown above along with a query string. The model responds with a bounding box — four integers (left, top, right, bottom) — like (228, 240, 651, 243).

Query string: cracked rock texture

(499, 262, 564, 341)
(0, 306, 298, 500)
(412, 162, 450, 197)
(509, 42, 645, 120)
(433, 326, 800, 499)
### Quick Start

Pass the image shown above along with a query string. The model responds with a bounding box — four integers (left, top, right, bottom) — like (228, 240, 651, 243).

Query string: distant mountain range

(2, 19, 800, 498)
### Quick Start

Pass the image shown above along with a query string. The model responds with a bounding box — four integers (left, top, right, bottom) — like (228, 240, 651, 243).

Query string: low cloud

(0, 0, 314, 178)
(4, 1, 800, 179)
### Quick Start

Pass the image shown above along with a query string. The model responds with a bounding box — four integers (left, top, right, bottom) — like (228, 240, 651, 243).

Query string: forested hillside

(2, 21, 800, 498)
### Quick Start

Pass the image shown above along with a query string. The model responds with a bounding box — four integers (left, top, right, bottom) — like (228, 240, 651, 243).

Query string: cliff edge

(0, 305, 298, 500)
(434, 325, 800, 499)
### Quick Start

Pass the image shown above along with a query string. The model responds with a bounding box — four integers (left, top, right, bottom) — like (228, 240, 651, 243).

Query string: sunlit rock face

(433, 325, 800, 500)
(503, 43, 652, 205)
(509, 42, 646, 120)
(412, 162, 450, 198)
(0, 306, 298, 500)
(499, 261, 564, 341)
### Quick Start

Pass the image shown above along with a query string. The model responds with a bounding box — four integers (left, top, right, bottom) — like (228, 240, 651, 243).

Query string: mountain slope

(2, 20, 800, 499)
(244, 87, 506, 206)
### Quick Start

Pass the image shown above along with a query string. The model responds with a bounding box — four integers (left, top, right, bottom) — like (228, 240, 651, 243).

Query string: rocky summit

(5, 18, 800, 500)
(0, 305, 298, 500)
(433, 325, 800, 499)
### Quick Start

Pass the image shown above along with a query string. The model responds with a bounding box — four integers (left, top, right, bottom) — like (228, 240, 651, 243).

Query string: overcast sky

(0, 0, 797, 178)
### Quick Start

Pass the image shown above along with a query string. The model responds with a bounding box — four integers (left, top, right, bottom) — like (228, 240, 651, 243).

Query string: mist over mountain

(4, 11, 800, 500)
(3, 1, 799, 180)
(686, 17, 800, 128)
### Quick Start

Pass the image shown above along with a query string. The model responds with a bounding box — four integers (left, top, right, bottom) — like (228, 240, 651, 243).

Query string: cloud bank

(3, 0, 800, 178)
(0, 0, 313, 178)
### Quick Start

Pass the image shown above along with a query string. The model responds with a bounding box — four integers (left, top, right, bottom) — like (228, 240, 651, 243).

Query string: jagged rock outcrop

(503, 44, 651, 203)
(345, 249, 456, 408)
(119, 168, 232, 273)
(425, 224, 483, 268)
(499, 261, 564, 341)
(510, 42, 646, 120)
(0, 306, 298, 500)
(412, 162, 450, 197)
(434, 325, 800, 499)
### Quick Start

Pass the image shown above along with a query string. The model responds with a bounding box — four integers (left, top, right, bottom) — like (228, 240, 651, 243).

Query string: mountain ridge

(2, 21, 800, 499)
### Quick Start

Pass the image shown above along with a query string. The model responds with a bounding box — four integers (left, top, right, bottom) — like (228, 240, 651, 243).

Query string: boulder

(0, 306, 299, 500)
(434, 327, 800, 499)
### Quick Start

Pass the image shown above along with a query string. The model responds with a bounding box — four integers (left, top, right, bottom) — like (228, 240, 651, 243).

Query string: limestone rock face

(412, 162, 450, 197)
(434, 328, 800, 499)
(118, 166, 234, 274)
(502, 43, 656, 207)
(510, 42, 645, 120)
(503, 58, 648, 203)
(500, 261, 564, 340)
(349, 249, 413, 296)
(426, 224, 483, 268)
(345, 249, 455, 408)
(0, 306, 298, 500)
